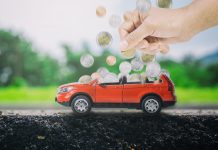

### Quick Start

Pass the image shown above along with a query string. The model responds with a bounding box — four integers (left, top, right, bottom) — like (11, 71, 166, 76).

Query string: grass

(0, 87, 56, 105)
(176, 88, 218, 105)
(0, 87, 218, 105)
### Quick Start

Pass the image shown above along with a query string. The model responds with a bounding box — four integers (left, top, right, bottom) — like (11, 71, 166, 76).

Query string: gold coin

(156, 0, 172, 8)
(96, 6, 106, 17)
(121, 49, 136, 59)
(140, 53, 155, 64)
(96, 32, 112, 48)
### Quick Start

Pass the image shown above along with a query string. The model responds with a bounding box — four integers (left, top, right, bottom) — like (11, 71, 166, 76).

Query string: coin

(106, 55, 116, 66)
(103, 73, 118, 83)
(140, 53, 155, 64)
(156, 0, 172, 8)
(80, 54, 94, 68)
(78, 75, 92, 84)
(121, 49, 136, 59)
(96, 6, 106, 17)
(128, 74, 141, 82)
(136, 0, 151, 13)
(119, 61, 132, 75)
(96, 31, 112, 48)
(145, 61, 161, 78)
(109, 15, 121, 28)
(97, 67, 109, 77)
(91, 72, 101, 80)
(131, 57, 144, 71)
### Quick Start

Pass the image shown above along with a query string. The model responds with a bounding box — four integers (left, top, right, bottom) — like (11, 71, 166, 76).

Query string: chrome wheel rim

(144, 99, 159, 113)
(74, 99, 89, 113)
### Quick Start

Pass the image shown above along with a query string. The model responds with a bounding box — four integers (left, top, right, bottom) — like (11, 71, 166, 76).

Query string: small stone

(37, 135, 45, 140)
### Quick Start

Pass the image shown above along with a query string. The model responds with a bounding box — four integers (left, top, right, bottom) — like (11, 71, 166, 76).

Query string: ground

(0, 108, 218, 150)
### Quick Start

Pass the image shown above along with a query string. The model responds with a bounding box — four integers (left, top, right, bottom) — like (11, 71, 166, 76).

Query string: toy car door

(95, 82, 123, 103)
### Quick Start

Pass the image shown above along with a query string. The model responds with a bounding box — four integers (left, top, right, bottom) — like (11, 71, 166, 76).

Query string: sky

(0, 0, 218, 61)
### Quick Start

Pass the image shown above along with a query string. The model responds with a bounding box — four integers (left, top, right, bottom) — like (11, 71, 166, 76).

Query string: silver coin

(97, 67, 109, 77)
(102, 73, 118, 83)
(96, 31, 112, 48)
(131, 57, 144, 71)
(80, 54, 94, 68)
(145, 61, 161, 78)
(119, 61, 132, 75)
(109, 15, 121, 28)
(136, 0, 151, 13)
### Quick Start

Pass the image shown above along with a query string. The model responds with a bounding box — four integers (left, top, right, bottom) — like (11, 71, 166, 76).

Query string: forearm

(185, 0, 218, 36)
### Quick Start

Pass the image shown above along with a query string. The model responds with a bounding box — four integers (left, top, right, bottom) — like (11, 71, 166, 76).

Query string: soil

(0, 112, 218, 150)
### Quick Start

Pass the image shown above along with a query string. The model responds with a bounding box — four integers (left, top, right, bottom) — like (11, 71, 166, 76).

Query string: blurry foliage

(0, 29, 60, 86)
(160, 56, 218, 87)
(0, 29, 218, 87)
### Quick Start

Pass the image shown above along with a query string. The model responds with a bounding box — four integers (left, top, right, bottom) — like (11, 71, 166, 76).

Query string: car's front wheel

(142, 96, 161, 115)
(71, 95, 91, 115)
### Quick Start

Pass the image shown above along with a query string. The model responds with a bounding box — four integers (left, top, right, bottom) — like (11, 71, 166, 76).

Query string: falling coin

(119, 61, 132, 75)
(145, 61, 161, 78)
(97, 67, 109, 77)
(96, 31, 112, 48)
(109, 15, 121, 28)
(96, 6, 106, 17)
(106, 55, 117, 66)
(131, 57, 144, 71)
(80, 54, 94, 68)
(156, 0, 172, 8)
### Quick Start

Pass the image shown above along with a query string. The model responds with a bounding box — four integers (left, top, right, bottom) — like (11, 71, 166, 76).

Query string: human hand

(119, 0, 218, 55)
(119, 7, 189, 54)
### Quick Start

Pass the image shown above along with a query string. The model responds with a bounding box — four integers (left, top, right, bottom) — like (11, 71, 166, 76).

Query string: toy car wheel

(71, 95, 91, 114)
(142, 96, 161, 115)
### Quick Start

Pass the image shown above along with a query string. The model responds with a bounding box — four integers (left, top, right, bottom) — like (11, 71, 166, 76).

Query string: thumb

(120, 22, 153, 51)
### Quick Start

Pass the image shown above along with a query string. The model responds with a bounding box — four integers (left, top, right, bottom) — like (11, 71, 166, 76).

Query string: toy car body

(55, 74, 176, 115)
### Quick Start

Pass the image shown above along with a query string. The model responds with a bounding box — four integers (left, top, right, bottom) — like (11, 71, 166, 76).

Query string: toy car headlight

(58, 86, 73, 94)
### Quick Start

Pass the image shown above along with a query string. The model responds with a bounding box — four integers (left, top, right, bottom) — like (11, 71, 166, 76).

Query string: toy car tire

(71, 95, 91, 114)
(142, 96, 161, 115)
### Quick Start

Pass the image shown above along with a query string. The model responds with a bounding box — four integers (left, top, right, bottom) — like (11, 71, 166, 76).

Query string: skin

(119, 0, 218, 54)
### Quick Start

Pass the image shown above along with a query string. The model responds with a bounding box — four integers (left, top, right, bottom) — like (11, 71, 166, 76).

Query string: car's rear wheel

(141, 96, 161, 115)
(71, 95, 91, 115)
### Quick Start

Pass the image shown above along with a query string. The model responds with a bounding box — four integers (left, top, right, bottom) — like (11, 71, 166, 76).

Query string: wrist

(179, 6, 198, 40)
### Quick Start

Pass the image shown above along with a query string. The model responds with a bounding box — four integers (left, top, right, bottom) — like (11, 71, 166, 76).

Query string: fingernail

(120, 40, 128, 51)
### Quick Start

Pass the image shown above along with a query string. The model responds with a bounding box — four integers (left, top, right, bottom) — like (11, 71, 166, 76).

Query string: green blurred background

(0, 29, 218, 106)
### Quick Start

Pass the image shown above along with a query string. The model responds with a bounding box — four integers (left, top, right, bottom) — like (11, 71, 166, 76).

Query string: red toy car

(55, 74, 176, 115)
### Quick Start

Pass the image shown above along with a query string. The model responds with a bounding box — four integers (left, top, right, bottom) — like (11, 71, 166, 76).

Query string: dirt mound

(0, 113, 218, 150)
